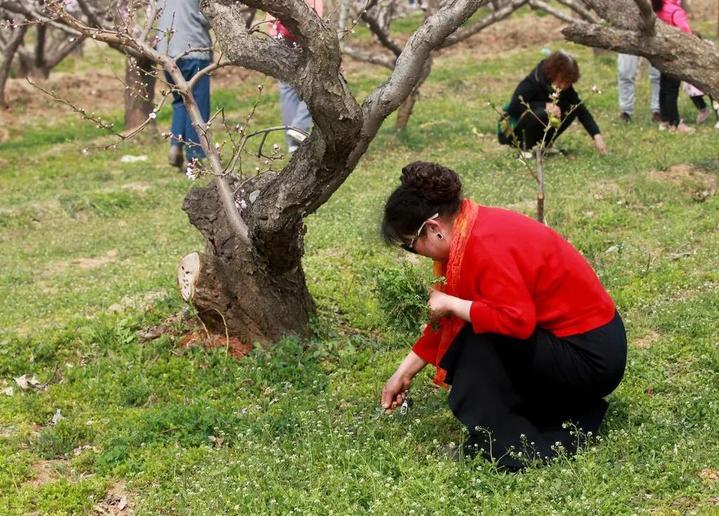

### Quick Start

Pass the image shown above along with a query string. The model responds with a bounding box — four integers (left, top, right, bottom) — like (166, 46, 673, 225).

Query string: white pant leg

(617, 53, 639, 115)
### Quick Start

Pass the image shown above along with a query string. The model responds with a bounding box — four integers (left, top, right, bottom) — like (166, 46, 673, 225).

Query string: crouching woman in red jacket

(380, 161, 626, 469)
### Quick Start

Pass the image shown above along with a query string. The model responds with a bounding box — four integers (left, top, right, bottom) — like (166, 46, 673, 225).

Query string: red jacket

(413, 206, 616, 366)
(656, 0, 691, 33)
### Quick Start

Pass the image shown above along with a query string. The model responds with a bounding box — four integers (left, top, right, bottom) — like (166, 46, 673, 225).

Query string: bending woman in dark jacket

(498, 50, 607, 155)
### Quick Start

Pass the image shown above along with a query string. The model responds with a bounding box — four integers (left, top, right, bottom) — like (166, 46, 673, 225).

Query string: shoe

(518, 150, 534, 160)
(651, 111, 662, 123)
(168, 145, 183, 168)
(674, 122, 695, 134)
(697, 107, 711, 124)
(168, 146, 184, 167)
(286, 128, 307, 143)
(619, 112, 632, 123)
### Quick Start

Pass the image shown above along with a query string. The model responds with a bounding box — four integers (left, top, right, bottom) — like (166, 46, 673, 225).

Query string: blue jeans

(165, 58, 211, 160)
(278, 81, 312, 149)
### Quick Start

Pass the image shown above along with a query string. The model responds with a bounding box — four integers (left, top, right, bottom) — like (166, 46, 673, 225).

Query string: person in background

(268, 0, 323, 153)
(617, 53, 661, 123)
(652, 0, 695, 133)
(497, 50, 607, 157)
(380, 162, 627, 470)
(156, 0, 212, 168)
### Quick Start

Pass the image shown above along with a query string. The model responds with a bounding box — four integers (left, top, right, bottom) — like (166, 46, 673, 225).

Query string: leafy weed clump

(374, 262, 435, 334)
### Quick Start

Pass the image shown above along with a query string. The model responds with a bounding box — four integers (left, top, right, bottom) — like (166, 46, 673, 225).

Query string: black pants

(498, 110, 579, 151)
(440, 312, 627, 470)
(690, 95, 707, 111)
(659, 73, 682, 126)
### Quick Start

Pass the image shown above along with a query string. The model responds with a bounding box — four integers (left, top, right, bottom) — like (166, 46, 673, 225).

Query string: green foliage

(35, 420, 91, 459)
(374, 263, 435, 334)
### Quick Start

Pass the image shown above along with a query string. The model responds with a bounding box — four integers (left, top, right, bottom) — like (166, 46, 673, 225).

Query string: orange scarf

(431, 199, 480, 386)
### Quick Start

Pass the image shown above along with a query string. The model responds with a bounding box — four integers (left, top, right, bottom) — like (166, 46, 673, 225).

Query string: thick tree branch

(632, 0, 655, 36)
(563, 21, 719, 99)
(202, 2, 304, 83)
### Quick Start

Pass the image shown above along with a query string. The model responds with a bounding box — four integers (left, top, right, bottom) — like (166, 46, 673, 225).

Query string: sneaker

(651, 111, 662, 123)
(518, 150, 534, 160)
(674, 122, 695, 134)
(286, 128, 308, 143)
(619, 112, 632, 123)
(168, 145, 183, 168)
(697, 107, 711, 124)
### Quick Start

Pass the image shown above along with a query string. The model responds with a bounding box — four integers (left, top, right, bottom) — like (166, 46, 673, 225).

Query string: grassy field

(1, 14, 719, 514)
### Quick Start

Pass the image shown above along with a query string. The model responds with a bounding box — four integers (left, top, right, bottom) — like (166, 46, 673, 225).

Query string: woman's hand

(593, 134, 607, 155)
(428, 288, 454, 320)
(381, 372, 412, 412)
(380, 351, 427, 412)
(428, 288, 472, 323)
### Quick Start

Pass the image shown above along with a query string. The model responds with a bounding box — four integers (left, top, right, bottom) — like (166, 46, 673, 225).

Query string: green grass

(1, 24, 719, 515)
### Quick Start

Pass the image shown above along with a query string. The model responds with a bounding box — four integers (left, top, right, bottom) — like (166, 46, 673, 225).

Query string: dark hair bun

(400, 161, 462, 203)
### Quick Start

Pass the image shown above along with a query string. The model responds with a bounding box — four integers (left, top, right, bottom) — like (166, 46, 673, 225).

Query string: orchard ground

(1, 7, 718, 514)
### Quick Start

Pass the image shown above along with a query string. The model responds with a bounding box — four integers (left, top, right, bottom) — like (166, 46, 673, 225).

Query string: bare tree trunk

(0, 25, 27, 108)
(181, 181, 316, 343)
(394, 57, 432, 131)
(124, 54, 157, 131)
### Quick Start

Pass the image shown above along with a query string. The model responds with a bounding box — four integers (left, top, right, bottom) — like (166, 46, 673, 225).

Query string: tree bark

(0, 24, 27, 108)
(395, 57, 432, 131)
(562, 0, 719, 99)
(124, 54, 157, 131)
(181, 182, 315, 344)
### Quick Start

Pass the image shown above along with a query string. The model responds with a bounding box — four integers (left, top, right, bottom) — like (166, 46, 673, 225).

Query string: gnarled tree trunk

(180, 181, 315, 343)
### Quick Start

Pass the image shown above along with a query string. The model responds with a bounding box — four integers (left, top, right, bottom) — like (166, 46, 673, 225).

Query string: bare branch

(562, 21, 719, 98)
(202, 2, 304, 83)
(361, 9, 402, 56)
(528, 0, 582, 25)
(341, 44, 395, 69)
(441, 0, 526, 48)
(363, 0, 486, 133)
(632, 0, 655, 36)
(555, 0, 600, 23)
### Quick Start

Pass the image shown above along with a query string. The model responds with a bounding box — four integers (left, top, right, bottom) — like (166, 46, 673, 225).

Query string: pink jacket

(656, 0, 691, 33)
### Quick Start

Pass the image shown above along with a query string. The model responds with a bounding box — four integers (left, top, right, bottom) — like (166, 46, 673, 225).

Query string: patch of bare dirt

(179, 331, 253, 359)
(633, 329, 660, 349)
(47, 249, 120, 274)
(93, 481, 134, 516)
(4, 71, 124, 118)
(648, 164, 718, 201)
(456, 15, 564, 58)
(25, 459, 69, 487)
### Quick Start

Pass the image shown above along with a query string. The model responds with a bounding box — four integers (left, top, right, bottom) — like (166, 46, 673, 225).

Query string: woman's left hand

(428, 288, 454, 320)
(428, 288, 472, 323)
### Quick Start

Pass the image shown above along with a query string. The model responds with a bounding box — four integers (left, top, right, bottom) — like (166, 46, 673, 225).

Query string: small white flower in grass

(591, 85, 602, 94)
(214, 142, 220, 150)
(272, 143, 280, 152)
(186, 165, 198, 181)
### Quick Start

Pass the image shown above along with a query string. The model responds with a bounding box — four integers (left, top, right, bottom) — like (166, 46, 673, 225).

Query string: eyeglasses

(401, 213, 439, 253)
